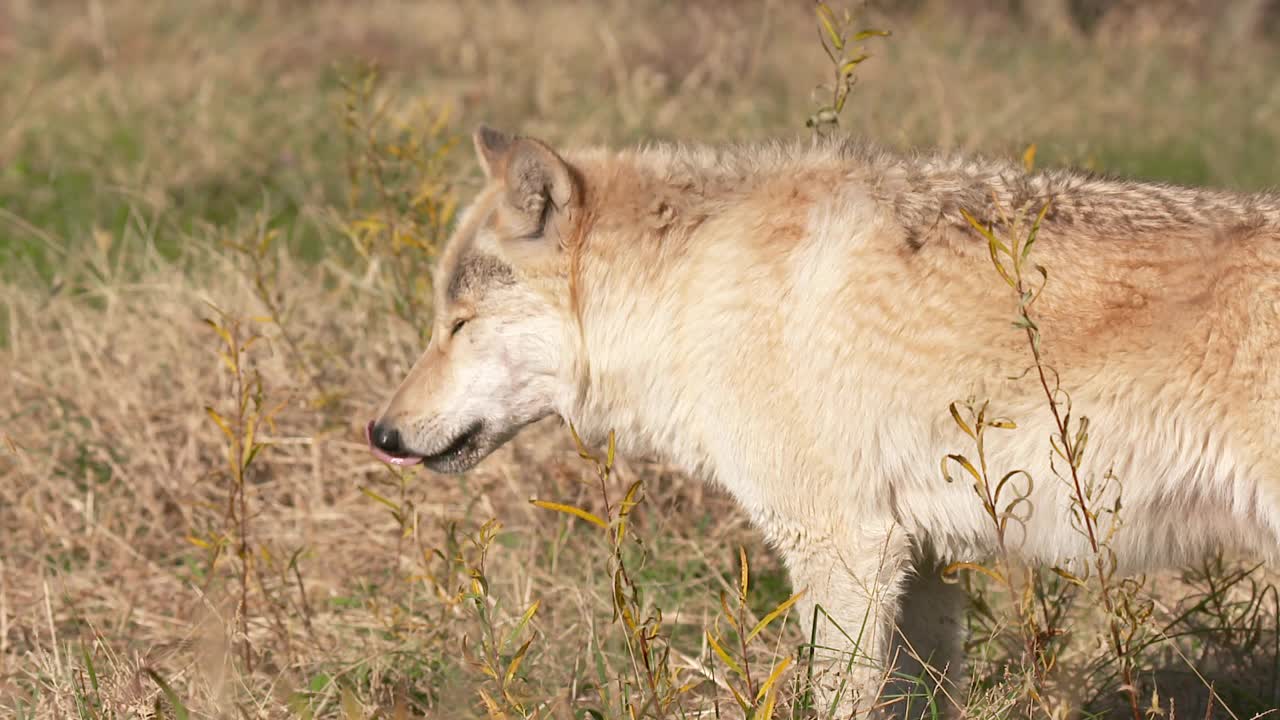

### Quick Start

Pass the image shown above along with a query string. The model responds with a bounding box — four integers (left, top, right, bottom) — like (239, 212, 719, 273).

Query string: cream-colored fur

(371, 126, 1280, 714)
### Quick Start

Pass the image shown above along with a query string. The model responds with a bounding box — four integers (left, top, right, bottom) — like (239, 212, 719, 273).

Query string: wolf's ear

(473, 125, 512, 180)
(502, 137, 575, 222)
(473, 125, 578, 240)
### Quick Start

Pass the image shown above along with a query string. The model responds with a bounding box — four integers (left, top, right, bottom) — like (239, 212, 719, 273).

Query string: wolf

(367, 125, 1280, 712)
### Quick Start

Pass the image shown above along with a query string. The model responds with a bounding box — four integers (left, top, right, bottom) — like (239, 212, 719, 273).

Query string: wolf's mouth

(364, 420, 484, 469)
(421, 421, 485, 466)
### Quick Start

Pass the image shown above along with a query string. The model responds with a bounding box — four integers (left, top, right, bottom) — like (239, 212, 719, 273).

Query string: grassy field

(4, 1, 1280, 717)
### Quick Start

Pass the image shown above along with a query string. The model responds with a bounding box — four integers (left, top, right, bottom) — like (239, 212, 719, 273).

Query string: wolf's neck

(563, 324, 709, 475)
(560, 247, 726, 476)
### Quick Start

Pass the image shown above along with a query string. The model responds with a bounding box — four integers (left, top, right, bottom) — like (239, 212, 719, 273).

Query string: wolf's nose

(370, 422, 403, 455)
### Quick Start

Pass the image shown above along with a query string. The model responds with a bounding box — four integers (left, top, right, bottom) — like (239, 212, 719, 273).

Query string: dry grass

(3, 1, 1280, 718)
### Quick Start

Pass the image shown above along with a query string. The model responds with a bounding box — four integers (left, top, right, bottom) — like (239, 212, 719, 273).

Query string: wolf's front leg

(773, 518, 913, 718)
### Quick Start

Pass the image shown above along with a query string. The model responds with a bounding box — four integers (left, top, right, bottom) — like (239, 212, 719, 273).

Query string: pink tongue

(365, 420, 424, 467)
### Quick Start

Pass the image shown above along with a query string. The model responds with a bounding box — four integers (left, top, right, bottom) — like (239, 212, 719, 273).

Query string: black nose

(371, 422, 403, 455)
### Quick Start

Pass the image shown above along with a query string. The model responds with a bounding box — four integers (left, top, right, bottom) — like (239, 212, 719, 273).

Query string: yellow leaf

(739, 546, 750, 600)
(186, 535, 211, 549)
(719, 591, 740, 633)
(204, 406, 233, 442)
(217, 351, 237, 376)
(755, 656, 793, 703)
(815, 4, 843, 50)
(611, 570, 626, 625)
(203, 318, 234, 351)
(620, 481, 643, 514)
(1022, 199, 1053, 264)
(476, 688, 507, 720)
(987, 237, 1017, 289)
(943, 454, 983, 486)
(529, 499, 608, 529)
(853, 29, 892, 41)
(942, 561, 1006, 585)
(615, 480, 644, 545)
(727, 683, 752, 713)
(753, 691, 778, 720)
(619, 601, 638, 633)
(503, 638, 533, 688)
(838, 54, 869, 75)
(566, 422, 596, 462)
(241, 414, 258, 468)
(706, 630, 744, 677)
(502, 599, 540, 653)
(359, 486, 400, 511)
(959, 208, 1006, 252)
(1050, 566, 1088, 587)
(948, 402, 974, 439)
(747, 590, 806, 643)
(1022, 143, 1038, 172)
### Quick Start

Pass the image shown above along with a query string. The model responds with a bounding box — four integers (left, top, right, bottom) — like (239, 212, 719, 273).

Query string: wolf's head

(366, 126, 584, 473)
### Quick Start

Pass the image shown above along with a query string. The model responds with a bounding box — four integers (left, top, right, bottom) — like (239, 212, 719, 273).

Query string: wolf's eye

(450, 318, 469, 337)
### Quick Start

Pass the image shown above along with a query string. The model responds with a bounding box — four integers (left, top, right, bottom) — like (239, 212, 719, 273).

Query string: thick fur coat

(369, 126, 1280, 712)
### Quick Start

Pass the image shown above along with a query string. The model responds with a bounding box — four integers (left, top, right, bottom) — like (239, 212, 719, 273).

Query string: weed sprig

(945, 162, 1154, 716)
(806, 1, 889, 135)
(198, 304, 285, 672)
(338, 62, 459, 340)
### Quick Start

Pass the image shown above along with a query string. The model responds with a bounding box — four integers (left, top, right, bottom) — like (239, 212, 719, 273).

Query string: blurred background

(3, 1, 1280, 718)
